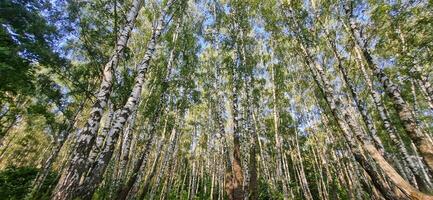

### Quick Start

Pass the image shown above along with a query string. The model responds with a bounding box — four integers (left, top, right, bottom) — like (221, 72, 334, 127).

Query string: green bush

(0, 166, 57, 200)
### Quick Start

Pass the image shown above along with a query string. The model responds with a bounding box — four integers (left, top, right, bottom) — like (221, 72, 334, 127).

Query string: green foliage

(0, 0, 63, 98)
(258, 178, 283, 200)
(0, 0, 68, 137)
(0, 166, 56, 200)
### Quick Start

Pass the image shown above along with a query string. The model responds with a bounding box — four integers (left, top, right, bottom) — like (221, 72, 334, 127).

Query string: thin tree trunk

(351, 45, 433, 190)
(293, 127, 313, 200)
(117, 115, 158, 200)
(269, 62, 291, 200)
(149, 127, 178, 200)
(138, 129, 166, 199)
(120, 14, 182, 198)
(115, 108, 137, 188)
(117, 94, 166, 200)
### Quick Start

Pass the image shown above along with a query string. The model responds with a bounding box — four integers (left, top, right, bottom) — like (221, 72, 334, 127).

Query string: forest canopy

(0, 0, 433, 199)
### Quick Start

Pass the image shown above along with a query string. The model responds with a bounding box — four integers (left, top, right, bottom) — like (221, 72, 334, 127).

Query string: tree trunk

(302, 44, 432, 199)
(270, 62, 291, 200)
(284, 5, 432, 196)
(344, 4, 433, 173)
(230, 65, 245, 200)
(71, 2, 175, 198)
(52, 1, 143, 198)
(355, 50, 433, 189)
(116, 94, 166, 200)
(117, 117, 157, 200)
(115, 108, 137, 187)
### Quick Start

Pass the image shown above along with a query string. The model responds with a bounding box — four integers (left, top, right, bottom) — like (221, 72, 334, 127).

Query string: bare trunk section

(149, 126, 179, 200)
(138, 128, 167, 199)
(293, 127, 313, 200)
(230, 63, 244, 200)
(397, 26, 433, 111)
(270, 63, 291, 200)
(87, 101, 117, 166)
(116, 111, 160, 200)
(114, 108, 137, 189)
(244, 73, 258, 200)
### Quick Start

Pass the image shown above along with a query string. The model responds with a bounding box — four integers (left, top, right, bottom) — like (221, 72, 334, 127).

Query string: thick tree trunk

(355, 50, 433, 189)
(344, 5, 433, 173)
(230, 66, 244, 200)
(284, 5, 432, 195)
(87, 101, 117, 169)
(302, 45, 432, 199)
(243, 73, 258, 200)
(52, 1, 143, 198)
(71, 2, 175, 198)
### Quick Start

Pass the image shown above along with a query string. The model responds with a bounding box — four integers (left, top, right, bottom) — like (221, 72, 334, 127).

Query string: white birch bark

(344, 4, 433, 173)
(52, 1, 143, 198)
(72, 1, 176, 198)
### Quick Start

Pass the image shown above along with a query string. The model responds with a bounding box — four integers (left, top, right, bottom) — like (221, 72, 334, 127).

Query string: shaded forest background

(1, 0, 433, 199)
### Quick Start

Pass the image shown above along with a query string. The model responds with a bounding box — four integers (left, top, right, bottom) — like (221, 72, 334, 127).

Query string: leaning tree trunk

(118, 15, 181, 199)
(138, 127, 167, 199)
(284, 4, 433, 197)
(87, 101, 116, 166)
(149, 126, 179, 200)
(344, 4, 433, 173)
(415, 70, 433, 111)
(73, 2, 175, 198)
(116, 87, 168, 200)
(114, 108, 138, 190)
(354, 49, 433, 189)
(323, 25, 425, 187)
(52, 1, 143, 199)
(116, 109, 160, 200)
(396, 26, 433, 111)
(299, 41, 432, 199)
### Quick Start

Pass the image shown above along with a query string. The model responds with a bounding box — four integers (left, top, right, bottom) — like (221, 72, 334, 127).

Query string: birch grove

(1, 0, 433, 199)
